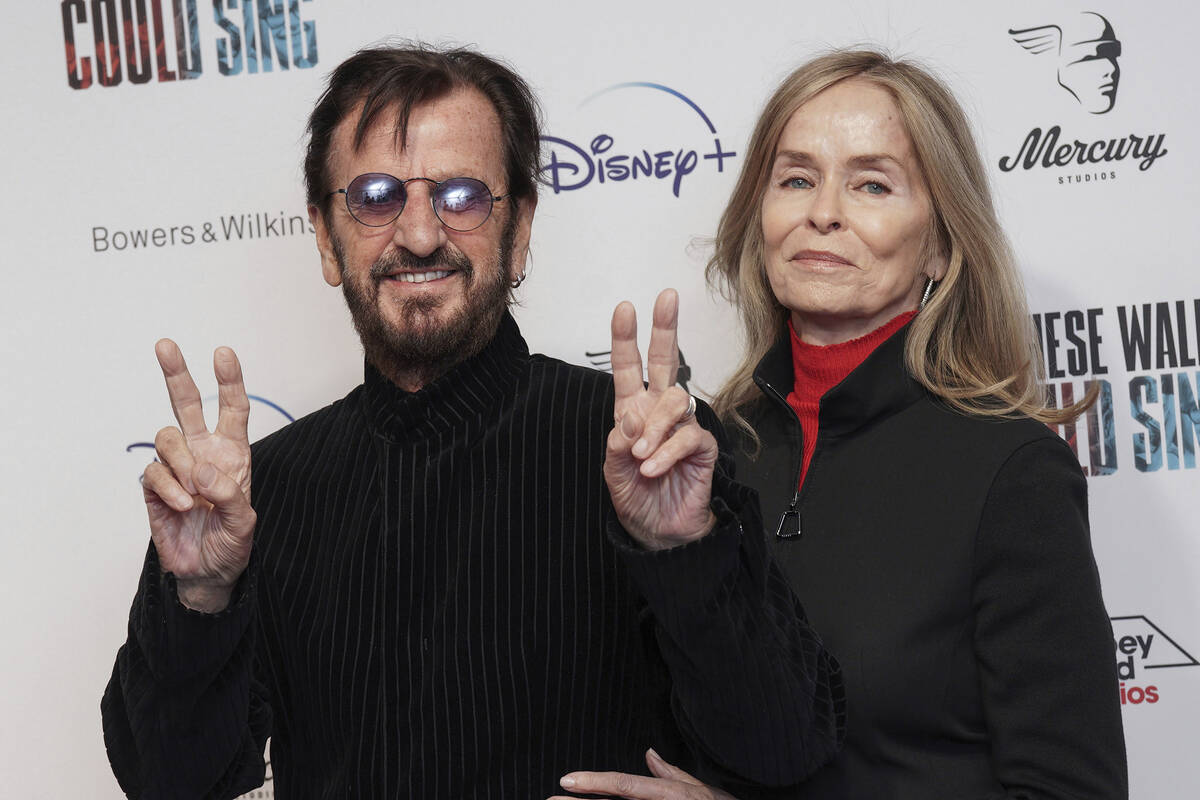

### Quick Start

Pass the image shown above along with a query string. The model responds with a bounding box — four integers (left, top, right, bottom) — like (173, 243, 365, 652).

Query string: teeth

(392, 270, 452, 283)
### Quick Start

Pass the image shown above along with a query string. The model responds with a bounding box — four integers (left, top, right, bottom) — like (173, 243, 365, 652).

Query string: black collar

(361, 310, 529, 441)
(753, 319, 926, 440)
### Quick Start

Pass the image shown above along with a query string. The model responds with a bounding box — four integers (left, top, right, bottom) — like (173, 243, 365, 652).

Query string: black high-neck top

(103, 312, 844, 799)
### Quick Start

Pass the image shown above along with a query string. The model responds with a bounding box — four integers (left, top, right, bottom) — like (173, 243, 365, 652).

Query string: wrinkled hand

(550, 748, 739, 800)
(604, 289, 718, 551)
(141, 339, 255, 613)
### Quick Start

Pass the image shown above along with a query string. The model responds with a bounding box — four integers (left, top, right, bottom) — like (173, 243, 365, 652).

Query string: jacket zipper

(757, 378, 805, 539)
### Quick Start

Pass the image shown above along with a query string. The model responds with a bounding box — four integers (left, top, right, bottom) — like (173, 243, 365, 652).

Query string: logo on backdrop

(1034, 297, 1200, 476)
(1111, 616, 1199, 707)
(1009, 12, 1121, 114)
(126, 394, 295, 466)
(587, 346, 693, 392)
(92, 211, 314, 253)
(1000, 12, 1167, 184)
(541, 83, 737, 197)
(60, 0, 319, 90)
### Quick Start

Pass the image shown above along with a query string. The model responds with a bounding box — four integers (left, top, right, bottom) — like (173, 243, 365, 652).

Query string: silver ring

(680, 394, 697, 421)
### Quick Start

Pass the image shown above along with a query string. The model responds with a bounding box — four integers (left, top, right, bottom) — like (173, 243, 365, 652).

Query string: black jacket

(102, 313, 843, 799)
(732, 323, 1127, 800)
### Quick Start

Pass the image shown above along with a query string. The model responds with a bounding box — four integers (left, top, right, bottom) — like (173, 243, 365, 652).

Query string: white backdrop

(1, 1, 1196, 797)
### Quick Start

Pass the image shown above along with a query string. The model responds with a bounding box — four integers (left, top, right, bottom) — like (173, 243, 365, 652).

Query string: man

(102, 44, 842, 799)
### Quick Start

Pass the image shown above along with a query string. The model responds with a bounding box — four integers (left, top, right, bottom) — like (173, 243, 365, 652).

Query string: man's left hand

(604, 289, 719, 551)
(550, 748, 738, 800)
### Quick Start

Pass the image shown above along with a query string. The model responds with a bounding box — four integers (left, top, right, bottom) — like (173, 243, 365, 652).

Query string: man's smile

(383, 269, 457, 284)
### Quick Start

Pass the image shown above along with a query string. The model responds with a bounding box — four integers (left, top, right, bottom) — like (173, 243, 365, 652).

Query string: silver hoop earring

(919, 277, 936, 310)
(510, 273, 526, 289)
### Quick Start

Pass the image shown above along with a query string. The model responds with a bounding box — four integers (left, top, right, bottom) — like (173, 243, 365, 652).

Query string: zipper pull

(775, 508, 802, 539)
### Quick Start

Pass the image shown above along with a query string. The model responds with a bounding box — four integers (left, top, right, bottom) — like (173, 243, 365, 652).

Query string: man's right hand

(141, 339, 256, 613)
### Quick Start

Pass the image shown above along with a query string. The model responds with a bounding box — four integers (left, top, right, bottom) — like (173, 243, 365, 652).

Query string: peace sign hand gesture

(140, 339, 256, 613)
(604, 290, 719, 551)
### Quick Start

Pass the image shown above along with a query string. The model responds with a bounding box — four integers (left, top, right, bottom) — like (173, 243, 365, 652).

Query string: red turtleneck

(787, 311, 917, 489)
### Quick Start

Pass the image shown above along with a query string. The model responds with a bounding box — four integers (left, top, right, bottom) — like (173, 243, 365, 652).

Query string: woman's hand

(550, 748, 738, 800)
(604, 289, 719, 551)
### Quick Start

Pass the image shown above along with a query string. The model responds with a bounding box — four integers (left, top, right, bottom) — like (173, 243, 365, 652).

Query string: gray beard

(334, 214, 517, 390)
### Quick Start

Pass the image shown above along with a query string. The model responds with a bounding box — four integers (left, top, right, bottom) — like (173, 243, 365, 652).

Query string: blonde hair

(707, 49, 1092, 445)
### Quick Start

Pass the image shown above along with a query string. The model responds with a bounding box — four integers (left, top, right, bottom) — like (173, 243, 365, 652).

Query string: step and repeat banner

(1, 1, 1196, 797)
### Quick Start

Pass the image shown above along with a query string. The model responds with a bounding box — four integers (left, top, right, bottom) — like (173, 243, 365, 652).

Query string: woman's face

(761, 78, 944, 345)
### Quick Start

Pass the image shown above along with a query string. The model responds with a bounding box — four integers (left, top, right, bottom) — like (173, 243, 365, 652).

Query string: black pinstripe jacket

(103, 312, 843, 799)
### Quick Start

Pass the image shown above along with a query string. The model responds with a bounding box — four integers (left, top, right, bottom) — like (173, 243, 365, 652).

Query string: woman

(556, 50, 1126, 800)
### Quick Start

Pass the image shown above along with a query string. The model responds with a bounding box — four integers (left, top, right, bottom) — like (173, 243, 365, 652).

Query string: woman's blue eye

(862, 181, 887, 195)
(784, 177, 812, 189)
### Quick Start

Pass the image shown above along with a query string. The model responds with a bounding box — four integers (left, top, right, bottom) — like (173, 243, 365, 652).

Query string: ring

(680, 394, 697, 421)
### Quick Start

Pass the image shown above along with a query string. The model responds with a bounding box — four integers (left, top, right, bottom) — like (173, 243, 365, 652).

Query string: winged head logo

(1009, 12, 1121, 114)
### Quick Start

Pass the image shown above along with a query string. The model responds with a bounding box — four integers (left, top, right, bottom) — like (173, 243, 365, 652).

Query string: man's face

(310, 88, 534, 384)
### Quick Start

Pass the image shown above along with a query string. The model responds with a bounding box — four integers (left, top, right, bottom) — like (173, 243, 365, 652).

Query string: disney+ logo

(541, 83, 736, 197)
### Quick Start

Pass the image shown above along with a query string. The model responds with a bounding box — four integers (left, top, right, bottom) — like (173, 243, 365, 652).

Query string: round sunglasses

(329, 173, 508, 232)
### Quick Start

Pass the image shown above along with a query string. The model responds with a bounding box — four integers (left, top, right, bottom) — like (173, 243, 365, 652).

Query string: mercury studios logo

(1000, 12, 1167, 185)
(60, 0, 319, 90)
(540, 83, 736, 197)
(1111, 615, 1199, 707)
(1009, 12, 1121, 114)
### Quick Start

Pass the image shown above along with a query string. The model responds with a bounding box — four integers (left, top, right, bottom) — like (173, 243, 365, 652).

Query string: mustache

(369, 248, 473, 279)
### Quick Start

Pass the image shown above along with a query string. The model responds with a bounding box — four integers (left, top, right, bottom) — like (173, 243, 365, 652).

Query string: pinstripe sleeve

(609, 403, 845, 791)
(101, 544, 271, 800)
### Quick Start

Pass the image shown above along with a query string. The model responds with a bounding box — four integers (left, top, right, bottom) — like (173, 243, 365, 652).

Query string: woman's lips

(791, 249, 854, 267)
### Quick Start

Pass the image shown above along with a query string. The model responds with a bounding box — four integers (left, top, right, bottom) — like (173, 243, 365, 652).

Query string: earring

(919, 277, 936, 310)
(510, 273, 526, 289)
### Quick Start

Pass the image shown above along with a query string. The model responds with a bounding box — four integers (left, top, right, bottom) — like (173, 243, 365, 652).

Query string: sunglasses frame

(327, 173, 508, 232)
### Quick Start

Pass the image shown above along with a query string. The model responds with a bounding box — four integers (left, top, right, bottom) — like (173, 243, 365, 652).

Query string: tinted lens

(346, 173, 405, 226)
(433, 178, 494, 231)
